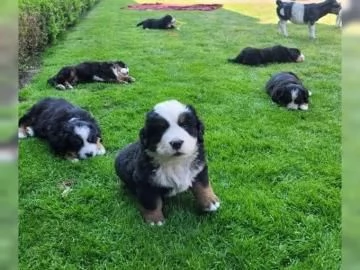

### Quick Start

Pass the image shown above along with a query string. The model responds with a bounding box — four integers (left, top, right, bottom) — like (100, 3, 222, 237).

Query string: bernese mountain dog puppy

(228, 45, 305, 66)
(18, 98, 106, 161)
(114, 100, 220, 225)
(136, 14, 176, 29)
(265, 72, 312, 110)
(276, 0, 342, 39)
(47, 61, 135, 90)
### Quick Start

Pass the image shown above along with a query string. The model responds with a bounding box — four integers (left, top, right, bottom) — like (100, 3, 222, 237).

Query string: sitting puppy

(115, 100, 220, 225)
(276, 0, 342, 39)
(228, 45, 305, 66)
(18, 98, 106, 161)
(265, 72, 312, 110)
(136, 14, 176, 29)
(47, 61, 135, 90)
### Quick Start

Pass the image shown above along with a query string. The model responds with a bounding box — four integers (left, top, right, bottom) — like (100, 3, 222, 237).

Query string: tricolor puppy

(265, 72, 312, 110)
(115, 100, 220, 225)
(47, 61, 135, 90)
(228, 45, 304, 66)
(276, 0, 342, 39)
(18, 98, 106, 161)
(136, 14, 176, 29)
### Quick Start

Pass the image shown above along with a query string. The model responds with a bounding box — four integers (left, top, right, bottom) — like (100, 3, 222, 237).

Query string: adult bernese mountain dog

(276, 0, 342, 39)
(114, 100, 220, 225)
(18, 98, 106, 161)
(47, 61, 135, 90)
(136, 14, 176, 29)
(265, 72, 312, 110)
(228, 45, 305, 66)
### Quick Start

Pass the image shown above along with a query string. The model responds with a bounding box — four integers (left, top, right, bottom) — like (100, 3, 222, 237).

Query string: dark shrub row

(19, 0, 100, 70)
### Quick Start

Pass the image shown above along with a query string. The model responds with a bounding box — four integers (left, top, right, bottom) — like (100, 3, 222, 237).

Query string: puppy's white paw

(18, 128, 27, 139)
(70, 158, 79, 163)
(204, 201, 220, 212)
(25, 127, 34, 137)
(149, 220, 165, 226)
(308, 91, 312, 96)
(56, 84, 66, 90)
(299, 104, 309, 111)
(96, 146, 106, 156)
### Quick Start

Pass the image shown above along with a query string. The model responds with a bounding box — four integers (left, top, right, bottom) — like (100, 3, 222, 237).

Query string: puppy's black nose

(85, 152, 94, 158)
(170, 140, 184, 150)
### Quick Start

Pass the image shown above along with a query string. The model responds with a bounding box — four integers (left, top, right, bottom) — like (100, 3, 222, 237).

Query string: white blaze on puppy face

(154, 100, 197, 157)
(120, 67, 129, 75)
(74, 126, 101, 159)
(297, 53, 305, 62)
(290, 3, 305, 24)
(287, 89, 299, 110)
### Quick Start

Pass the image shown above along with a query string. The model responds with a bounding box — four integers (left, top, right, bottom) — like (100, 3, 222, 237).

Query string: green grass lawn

(18, 0, 341, 269)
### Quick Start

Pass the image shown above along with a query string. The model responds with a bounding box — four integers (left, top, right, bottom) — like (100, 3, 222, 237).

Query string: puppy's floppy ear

(187, 104, 205, 143)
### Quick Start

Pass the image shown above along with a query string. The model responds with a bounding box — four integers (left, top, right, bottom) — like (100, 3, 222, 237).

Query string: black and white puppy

(136, 14, 176, 29)
(276, 0, 342, 39)
(115, 100, 220, 225)
(265, 72, 312, 110)
(47, 61, 135, 90)
(18, 98, 106, 161)
(228, 45, 305, 66)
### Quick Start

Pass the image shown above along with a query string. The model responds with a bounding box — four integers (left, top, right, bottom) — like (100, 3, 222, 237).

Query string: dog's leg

(278, 20, 288, 37)
(65, 81, 73, 89)
(65, 152, 79, 162)
(126, 76, 136, 83)
(55, 84, 66, 90)
(18, 126, 28, 139)
(192, 181, 220, 212)
(309, 23, 316, 39)
(336, 11, 342, 28)
(95, 137, 106, 156)
(138, 191, 165, 225)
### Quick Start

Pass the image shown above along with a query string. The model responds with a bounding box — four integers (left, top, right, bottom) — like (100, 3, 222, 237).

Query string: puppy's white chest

(153, 161, 204, 197)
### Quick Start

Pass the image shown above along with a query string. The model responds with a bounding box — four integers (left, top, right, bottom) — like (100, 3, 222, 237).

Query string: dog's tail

(136, 21, 144, 27)
(227, 58, 237, 63)
(276, 0, 282, 6)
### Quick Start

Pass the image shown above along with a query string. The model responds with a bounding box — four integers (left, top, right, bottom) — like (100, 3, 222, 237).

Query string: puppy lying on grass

(265, 72, 312, 111)
(47, 61, 135, 90)
(136, 14, 177, 29)
(228, 45, 304, 66)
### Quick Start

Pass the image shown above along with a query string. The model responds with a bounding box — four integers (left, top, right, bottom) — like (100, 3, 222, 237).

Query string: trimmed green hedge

(19, 0, 100, 70)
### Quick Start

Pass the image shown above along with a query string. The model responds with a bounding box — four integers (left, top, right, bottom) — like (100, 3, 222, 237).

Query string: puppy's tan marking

(140, 197, 165, 225)
(192, 181, 220, 212)
(65, 151, 78, 162)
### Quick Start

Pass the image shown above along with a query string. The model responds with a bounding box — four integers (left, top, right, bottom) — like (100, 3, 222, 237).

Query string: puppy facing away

(47, 61, 135, 90)
(265, 72, 311, 110)
(18, 98, 106, 161)
(276, 0, 342, 39)
(228, 45, 305, 66)
(136, 14, 176, 29)
(115, 100, 220, 225)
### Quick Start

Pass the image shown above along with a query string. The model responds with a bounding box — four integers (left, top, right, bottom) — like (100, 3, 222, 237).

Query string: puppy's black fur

(265, 72, 311, 110)
(136, 14, 176, 29)
(18, 98, 105, 159)
(47, 61, 134, 90)
(228, 45, 304, 66)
